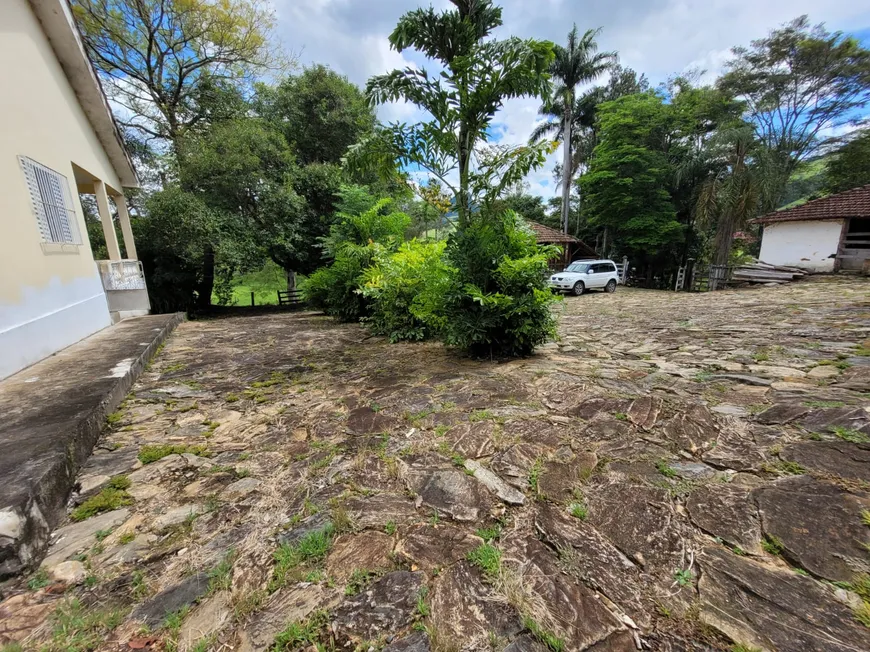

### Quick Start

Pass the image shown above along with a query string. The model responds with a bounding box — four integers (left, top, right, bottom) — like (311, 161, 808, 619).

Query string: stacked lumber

(732, 260, 807, 284)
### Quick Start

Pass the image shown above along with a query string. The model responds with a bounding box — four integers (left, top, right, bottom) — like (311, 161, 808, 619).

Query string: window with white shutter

(18, 156, 81, 245)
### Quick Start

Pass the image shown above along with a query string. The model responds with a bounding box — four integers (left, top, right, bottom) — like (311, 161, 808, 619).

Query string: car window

(608, 263, 617, 273)
(566, 263, 589, 273)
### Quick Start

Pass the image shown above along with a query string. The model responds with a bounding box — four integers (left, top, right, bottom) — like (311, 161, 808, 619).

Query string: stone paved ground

(2, 276, 870, 652)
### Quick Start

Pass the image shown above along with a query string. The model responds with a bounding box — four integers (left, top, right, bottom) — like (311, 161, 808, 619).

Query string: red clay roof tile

(755, 184, 870, 224)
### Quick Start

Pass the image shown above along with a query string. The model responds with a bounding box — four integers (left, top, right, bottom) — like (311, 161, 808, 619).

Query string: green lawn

(213, 261, 292, 306)
(226, 284, 281, 306)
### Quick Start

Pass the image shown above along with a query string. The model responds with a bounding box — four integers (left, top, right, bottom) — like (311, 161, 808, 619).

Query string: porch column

(94, 179, 121, 261)
(114, 194, 138, 260)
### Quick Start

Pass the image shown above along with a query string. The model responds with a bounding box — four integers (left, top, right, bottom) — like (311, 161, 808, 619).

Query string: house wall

(758, 220, 844, 273)
(0, 0, 120, 379)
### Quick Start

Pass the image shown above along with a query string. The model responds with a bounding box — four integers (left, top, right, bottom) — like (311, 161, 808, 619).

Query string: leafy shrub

(301, 195, 410, 322)
(303, 257, 371, 322)
(428, 210, 560, 357)
(360, 240, 449, 341)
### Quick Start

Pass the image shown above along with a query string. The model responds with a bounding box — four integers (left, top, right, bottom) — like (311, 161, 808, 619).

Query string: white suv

(548, 259, 620, 295)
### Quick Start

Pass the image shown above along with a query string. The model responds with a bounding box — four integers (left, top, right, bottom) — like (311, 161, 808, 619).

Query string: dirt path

(3, 276, 870, 651)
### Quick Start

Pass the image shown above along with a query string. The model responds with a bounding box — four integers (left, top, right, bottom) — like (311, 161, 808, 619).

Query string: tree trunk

(560, 104, 573, 234)
(286, 269, 297, 290)
(601, 227, 608, 257)
(712, 212, 736, 267)
(196, 244, 215, 310)
(457, 124, 471, 228)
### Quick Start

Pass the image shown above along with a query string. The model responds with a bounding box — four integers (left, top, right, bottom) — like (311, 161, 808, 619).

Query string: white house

(0, 0, 150, 380)
(756, 185, 870, 273)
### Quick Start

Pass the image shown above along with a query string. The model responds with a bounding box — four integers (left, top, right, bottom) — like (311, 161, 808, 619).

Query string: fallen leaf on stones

(128, 636, 159, 649)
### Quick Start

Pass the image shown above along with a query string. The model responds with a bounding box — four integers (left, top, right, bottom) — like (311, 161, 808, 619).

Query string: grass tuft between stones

(70, 476, 134, 522)
(475, 524, 502, 542)
(345, 568, 379, 596)
(830, 426, 870, 444)
(568, 502, 588, 520)
(27, 568, 51, 590)
(269, 526, 335, 591)
(272, 609, 329, 650)
(761, 534, 784, 556)
(655, 460, 678, 478)
(138, 444, 210, 464)
(467, 542, 502, 577)
(523, 615, 566, 652)
(41, 598, 124, 652)
(208, 549, 237, 593)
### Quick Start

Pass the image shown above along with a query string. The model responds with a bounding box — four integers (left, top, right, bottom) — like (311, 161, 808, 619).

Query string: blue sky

(271, 0, 870, 197)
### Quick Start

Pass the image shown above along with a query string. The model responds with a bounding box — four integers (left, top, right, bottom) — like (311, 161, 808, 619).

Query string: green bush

(306, 205, 559, 358)
(300, 195, 410, 322)
(302, 256, 371, 322)
(432, 210, 560, 357)
(360, 240, 449, 342)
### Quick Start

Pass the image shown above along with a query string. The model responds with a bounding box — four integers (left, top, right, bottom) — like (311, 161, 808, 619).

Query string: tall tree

(825, 129, 870, 194)
(580, 93, 682, 266)
(543, 26, 615, 233)
(356, 0, 554, 226)
(718, 16, 870, 210)
(253, 68, 376, 286)
(684, 126, 760, 266)
(72, 0, 280, 151)
(666, 80, 747, 264)
(176, 117, 301, 305)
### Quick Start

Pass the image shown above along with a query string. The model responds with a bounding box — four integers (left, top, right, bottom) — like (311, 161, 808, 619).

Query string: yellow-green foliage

(359, 240, 449, 342)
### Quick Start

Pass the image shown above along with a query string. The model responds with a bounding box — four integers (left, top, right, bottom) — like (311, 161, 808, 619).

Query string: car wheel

(572, 281, 585, 296)
(605, 279, 617, 293)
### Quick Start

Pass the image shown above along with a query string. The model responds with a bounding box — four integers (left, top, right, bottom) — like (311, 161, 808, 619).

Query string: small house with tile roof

(755, 185, 870, 273)
(525, 221, 598, 270)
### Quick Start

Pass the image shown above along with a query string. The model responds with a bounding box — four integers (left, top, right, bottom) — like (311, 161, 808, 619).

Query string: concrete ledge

(0, 313, 183, 579)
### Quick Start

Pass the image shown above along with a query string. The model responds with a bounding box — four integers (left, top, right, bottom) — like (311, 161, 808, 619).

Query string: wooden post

(251, 292, 255, 307)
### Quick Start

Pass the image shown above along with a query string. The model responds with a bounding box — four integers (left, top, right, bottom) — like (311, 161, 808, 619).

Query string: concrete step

(0, 313, 183, 579)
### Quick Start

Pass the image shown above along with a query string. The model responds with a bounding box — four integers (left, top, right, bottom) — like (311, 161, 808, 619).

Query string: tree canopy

(718, 15, 870, 209)
(825, 129, 870, 194)
(580, 93, 682, 264)
(72, 0, 280, 149)
(255, 65, 376, 166)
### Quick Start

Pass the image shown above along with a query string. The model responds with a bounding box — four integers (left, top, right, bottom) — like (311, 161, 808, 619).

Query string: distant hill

(778, 155, 830, 209)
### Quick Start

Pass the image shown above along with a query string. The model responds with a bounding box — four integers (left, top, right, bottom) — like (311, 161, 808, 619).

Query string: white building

(0, 0, 150, 380)
(757, 185, 870, 273)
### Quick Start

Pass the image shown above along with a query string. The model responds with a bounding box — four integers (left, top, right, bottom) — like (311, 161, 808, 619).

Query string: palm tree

(683, 125, 761, 267)
(530, 87, 600, 182)
(543, 26, 615, 233)
(364, 0, 553, 228)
